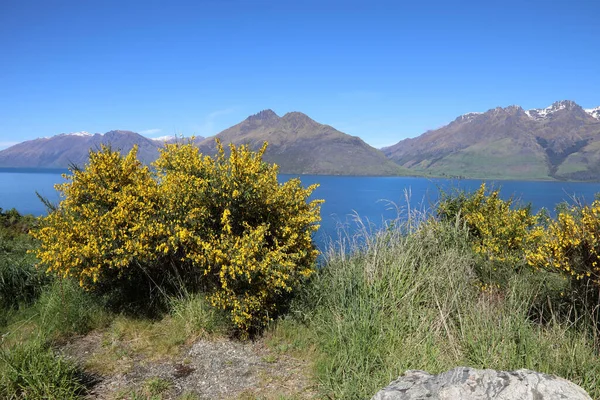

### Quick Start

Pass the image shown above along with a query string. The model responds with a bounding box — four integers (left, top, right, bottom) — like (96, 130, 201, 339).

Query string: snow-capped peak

(44, 131, 93, 139)
(68, 131, 92, 137)
(151, 135, 176, 142)
(457, 112, 482, 123)
(525, 100, 578, 120)
(585, 106, 600, 120)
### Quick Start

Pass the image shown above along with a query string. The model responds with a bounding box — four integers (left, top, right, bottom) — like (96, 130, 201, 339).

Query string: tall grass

(0, 278, 109, 399)
(0, 340, 85, 399)
(0, 228, 49, 325)
(0, 211, 95, 398)
(279, 214, 600, 399)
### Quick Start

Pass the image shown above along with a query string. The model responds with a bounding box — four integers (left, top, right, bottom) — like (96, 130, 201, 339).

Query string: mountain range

(383, 100, 600, 180)
(0, 111, 408, 176)
(0, 130, 182, 168)
(1, 100, 600, 180)
(194, 110, 406, 175)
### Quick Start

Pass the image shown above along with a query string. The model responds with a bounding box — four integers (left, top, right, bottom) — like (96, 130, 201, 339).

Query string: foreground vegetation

(3, 144, 600, 398)
(272, 214, 600, 398)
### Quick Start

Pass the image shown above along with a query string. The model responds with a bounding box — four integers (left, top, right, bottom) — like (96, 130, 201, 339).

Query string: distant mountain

(196, 110, 408, 176)
(0, 112, 407, 176)
(0, 131, 194, 169)
(383, 100, 600, 180)
(0, 130, 181, 168)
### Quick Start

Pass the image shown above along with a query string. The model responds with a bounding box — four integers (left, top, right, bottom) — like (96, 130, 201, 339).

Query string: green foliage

(143, 377, 172, 396)
(0, 341, 85, 399)
(0, 209, 49, 325)
(0, 241, 47, 320)
(0, 212, 100, 399)
(0, 280, 108, 354)
(0, 207, 36, 237)
(31, 140, 322, 334)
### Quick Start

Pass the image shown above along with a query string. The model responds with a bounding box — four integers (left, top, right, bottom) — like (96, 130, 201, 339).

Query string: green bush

(0, 210, 49, 325)
(0, 208, 36, 237)
(0, 243, 47, 315)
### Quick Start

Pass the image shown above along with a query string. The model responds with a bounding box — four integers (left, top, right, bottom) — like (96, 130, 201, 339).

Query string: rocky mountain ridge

(195, 110, 408, 175)
(3, 101, 600, 180)
(383, 100, 600, 180)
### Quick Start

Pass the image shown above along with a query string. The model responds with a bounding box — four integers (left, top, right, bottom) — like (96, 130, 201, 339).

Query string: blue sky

(1, 0, 599, 149)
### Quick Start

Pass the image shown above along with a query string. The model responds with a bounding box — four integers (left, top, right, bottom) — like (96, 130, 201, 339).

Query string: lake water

(3, 169, 600, 250)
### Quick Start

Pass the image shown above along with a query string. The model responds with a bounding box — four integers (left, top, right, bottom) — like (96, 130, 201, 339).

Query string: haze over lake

(4, 169, 600, 249)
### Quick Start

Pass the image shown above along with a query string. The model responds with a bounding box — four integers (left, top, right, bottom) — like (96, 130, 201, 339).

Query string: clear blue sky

(1, 0, 599, 149)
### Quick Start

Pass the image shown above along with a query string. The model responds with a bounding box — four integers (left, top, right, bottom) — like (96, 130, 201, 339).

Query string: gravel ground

(61, 332, 316, 399)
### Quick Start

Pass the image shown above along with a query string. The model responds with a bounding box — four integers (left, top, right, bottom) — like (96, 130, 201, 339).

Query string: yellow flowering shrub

(526, 201, 600, 285)
(31, 145, 161, 290)
(31, 141, 322, 334)
(437, 183, 538, 264)
(153, 140, 323, 332)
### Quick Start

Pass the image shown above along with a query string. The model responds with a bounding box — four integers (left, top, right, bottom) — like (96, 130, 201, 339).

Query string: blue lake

(3, 169, 600, 250)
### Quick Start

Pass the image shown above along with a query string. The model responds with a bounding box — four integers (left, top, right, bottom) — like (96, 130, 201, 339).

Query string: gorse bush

(437, 183, 538, 265)
(526, 200, 600, 301)
(30, 146, 167, 316)
(32, 147, 159, 288)
(435, 184, 600, 321)
(154, 140, 322, 332)
(31, 140, 322, 334)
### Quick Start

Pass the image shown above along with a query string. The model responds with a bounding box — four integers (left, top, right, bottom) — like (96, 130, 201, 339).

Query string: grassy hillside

(420, 138, 551, 180)
(555, 139, 600, 180)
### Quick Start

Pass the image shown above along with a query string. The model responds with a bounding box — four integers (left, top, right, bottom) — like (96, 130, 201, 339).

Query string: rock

(371, 367, 591, 400)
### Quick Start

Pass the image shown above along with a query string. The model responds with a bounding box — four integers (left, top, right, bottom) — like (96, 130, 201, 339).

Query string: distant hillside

(197, 110, 409, 176)
(0, 131, 192, 168)
(383, 100, 600, 181)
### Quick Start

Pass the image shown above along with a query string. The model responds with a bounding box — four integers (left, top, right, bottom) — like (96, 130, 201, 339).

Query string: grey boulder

(371, 367, 591, 400)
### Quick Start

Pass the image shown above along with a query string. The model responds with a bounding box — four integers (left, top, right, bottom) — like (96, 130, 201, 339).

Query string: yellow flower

(31, 140, 323, 334)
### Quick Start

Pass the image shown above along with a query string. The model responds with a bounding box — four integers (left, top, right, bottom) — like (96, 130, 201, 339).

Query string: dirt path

(61, 331, 317, 399)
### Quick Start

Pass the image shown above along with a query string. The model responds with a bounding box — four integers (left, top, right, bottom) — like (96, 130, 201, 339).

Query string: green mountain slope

(426, 138, 550, 180)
